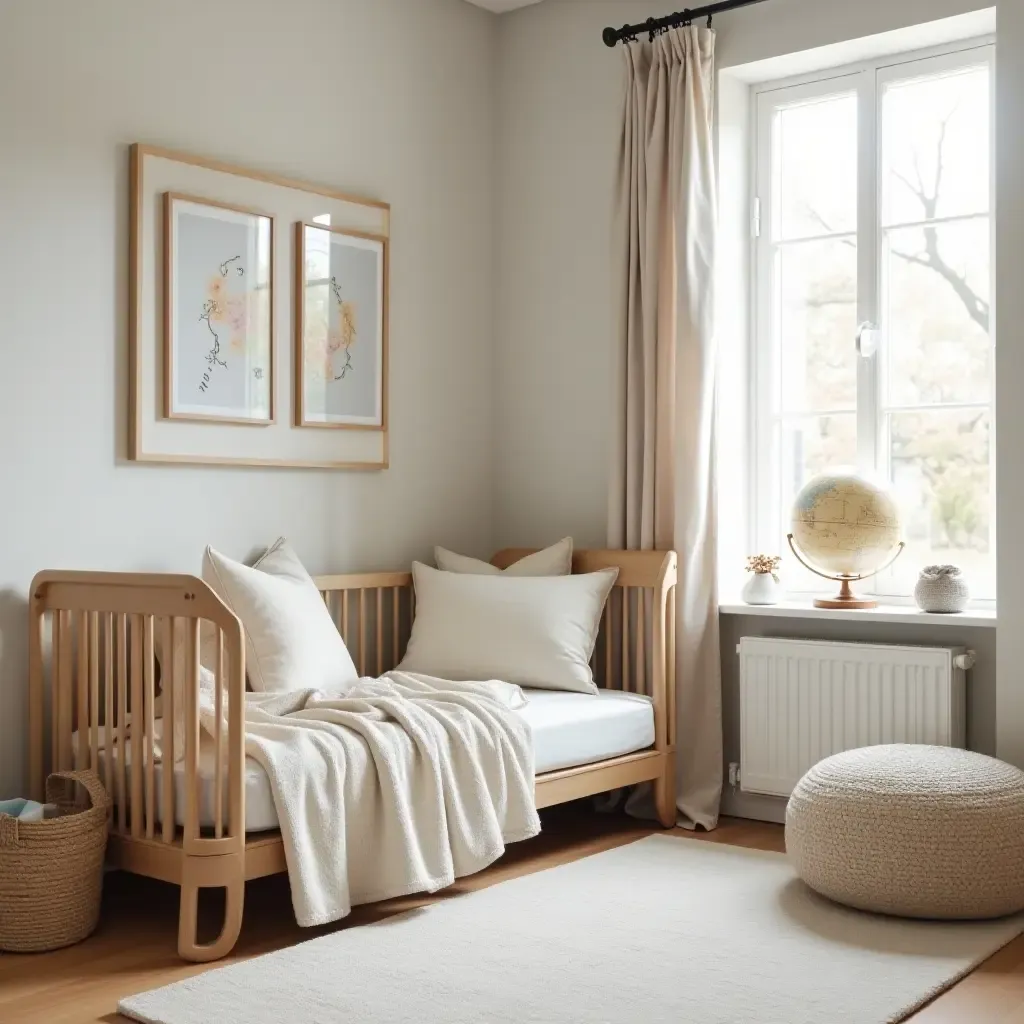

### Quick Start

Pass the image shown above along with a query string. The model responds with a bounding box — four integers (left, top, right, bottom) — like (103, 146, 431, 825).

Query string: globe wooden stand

(787, 535, 906, 610)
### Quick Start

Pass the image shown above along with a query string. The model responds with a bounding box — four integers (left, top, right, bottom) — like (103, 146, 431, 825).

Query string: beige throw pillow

(399, 562, 616, 695)
(202, 538, 359, 693)
(434, 537, 573, 576)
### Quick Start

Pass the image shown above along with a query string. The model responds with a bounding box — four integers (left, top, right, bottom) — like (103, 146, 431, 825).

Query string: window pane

(886, 408, 992, 596)
(882, 63, 990, 227)
(774, 92, 858, 240)
(778, 240, 858, 412)
(781, 415, 858, 511)
(779, 415, 858, 591)
(883, 219, 991, 406)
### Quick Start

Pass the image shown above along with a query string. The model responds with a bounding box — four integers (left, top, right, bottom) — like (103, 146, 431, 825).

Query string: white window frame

(749, 36, 996, 604)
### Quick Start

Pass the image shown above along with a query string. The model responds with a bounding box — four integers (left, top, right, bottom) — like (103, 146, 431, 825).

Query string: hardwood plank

(0, 810, 1018, 1024)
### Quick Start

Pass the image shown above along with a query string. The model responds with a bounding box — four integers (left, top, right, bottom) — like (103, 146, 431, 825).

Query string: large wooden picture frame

(129, 143, 390, 469)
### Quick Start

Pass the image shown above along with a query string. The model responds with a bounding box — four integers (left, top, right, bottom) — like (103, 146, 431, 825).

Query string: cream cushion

(435, 538, 572, 576)
(786, 745, 1024, 920)
(399, 562, 616, 694)
(203, 539, 359, 693)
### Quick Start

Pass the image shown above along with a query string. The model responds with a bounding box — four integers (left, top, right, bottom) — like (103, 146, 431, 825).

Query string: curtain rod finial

(603, 26, 619, 47)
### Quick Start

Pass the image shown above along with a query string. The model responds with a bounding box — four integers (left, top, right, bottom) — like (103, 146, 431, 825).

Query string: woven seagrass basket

(0, 770, 110, 952)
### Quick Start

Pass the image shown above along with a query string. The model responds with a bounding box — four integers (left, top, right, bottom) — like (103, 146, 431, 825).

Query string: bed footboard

(29, 571, 247, 960)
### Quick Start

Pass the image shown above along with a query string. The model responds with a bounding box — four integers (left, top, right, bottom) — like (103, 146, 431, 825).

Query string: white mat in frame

(119, 835, 1024, 1024)
(130, 143, 389, 470)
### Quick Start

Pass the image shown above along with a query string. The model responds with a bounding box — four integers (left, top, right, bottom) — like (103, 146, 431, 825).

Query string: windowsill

(718, 600, 996, 628)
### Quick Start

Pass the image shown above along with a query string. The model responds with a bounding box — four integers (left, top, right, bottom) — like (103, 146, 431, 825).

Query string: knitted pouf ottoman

(786, 744, 1024, 919)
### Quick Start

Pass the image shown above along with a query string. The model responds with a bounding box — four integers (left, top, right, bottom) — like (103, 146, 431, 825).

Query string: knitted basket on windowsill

(0, 770, 110, 953)
(914, 565, 970, 614)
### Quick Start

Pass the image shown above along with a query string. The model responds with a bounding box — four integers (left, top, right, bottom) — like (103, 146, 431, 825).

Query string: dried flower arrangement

(746, 554, 782, 583)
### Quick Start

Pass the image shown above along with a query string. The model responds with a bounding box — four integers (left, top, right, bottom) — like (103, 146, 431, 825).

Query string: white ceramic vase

(742, 572, 781, 606)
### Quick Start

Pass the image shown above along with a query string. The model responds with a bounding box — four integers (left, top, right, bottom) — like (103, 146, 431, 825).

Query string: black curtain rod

(602, 0, 770, 47)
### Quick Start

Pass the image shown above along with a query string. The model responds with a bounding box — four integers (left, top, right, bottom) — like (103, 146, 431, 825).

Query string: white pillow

(197, 540, 275, 672)
(434, 537, 573, 576)
(399, 562, 617, 695)
(202, 538, 359, 693)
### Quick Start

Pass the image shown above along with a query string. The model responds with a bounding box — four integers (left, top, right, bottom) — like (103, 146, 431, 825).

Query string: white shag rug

(120, 835, 1023, 1024)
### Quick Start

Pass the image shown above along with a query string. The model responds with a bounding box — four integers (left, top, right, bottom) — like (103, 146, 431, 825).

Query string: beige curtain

(609, 25, 721, 830)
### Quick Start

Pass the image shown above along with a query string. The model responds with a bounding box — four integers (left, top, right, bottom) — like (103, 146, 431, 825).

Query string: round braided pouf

(786, 745, 1024, 920)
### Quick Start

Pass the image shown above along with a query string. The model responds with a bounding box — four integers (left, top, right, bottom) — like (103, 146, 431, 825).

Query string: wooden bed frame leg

(178, 854, 245, 962)
(654, 754, 677, 830)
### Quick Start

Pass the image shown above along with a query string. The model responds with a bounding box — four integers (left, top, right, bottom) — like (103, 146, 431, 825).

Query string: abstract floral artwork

(295, 222, 387, 429)
(164, 194, 274, 423)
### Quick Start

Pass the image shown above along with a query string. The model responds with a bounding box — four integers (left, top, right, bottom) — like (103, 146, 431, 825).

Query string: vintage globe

(791, 471, 902, 578)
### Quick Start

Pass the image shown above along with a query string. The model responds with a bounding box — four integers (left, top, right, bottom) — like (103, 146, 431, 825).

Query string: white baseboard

(721, 786, 787, 825)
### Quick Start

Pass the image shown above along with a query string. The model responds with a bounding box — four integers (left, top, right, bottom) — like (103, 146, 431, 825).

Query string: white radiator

(737, 637, 971, 799)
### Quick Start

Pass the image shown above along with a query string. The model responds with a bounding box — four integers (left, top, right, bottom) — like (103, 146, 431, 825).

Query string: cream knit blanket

(199, 672, 540, 927)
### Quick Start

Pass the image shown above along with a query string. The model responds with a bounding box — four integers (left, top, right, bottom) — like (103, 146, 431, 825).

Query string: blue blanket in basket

(0, 799, 52, 822)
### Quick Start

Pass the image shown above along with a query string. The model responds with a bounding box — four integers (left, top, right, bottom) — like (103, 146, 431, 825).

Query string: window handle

(857, 321, 880, 359)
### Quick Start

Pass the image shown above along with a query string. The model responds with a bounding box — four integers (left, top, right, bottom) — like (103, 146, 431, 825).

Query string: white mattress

(83, 688, 654, 833)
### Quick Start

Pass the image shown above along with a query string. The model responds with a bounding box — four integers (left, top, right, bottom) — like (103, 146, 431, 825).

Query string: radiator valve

(953, 651, 976, 671)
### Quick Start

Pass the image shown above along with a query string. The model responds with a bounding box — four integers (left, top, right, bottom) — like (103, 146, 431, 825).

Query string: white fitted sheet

(82, 688, 654, 833)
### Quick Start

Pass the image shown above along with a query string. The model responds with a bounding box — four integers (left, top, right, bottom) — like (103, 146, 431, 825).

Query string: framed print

(164, 193, 274, 424)
(295, 222, 388, 430)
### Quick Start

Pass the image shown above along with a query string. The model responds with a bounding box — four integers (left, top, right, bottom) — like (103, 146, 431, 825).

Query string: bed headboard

(490, 548, 677, 697)
(313, 548, 678, 753)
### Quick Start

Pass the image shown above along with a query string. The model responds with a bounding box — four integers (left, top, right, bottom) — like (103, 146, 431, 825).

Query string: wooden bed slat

(184, 619, 199, 844)
(89, 612, 100, 773)
(358, 589, 366, 676)
(227, 626, 244, 842)
(50, 611, 60, 774)
(618, 589, 626, 692)
(143, 615, 156, 840)
(59, 610, 73, 771)
(116, 613, 128, 835)
(603, 601, 612, 689)
(636, 591, 646, 698)
(392, 587, 400, 667)
(76, 611, 88, 769)
(376, 589, 383, 676)
(162, 617, 175, 844)
(130, 614, 144, 838)
(104, 613, 114, 803)
(215, 629, 224, 840)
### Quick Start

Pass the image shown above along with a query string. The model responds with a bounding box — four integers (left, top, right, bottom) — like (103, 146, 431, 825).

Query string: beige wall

(494, 0, 1011, 815)
(995, 1, 1024, 767)
(0, 0, 497, 797)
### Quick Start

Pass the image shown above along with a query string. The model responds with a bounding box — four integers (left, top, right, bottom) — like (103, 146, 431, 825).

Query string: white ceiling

(465, 0, 545, 13)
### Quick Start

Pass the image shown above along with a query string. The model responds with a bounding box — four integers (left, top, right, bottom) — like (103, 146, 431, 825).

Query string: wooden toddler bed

(28, 548, 677, 961)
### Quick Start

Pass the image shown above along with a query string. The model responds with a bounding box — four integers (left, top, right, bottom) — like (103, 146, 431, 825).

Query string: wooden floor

(3, 806, 1024, 1023)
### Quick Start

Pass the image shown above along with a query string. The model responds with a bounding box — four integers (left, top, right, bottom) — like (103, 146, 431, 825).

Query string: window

(752, 41, 995, 600)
